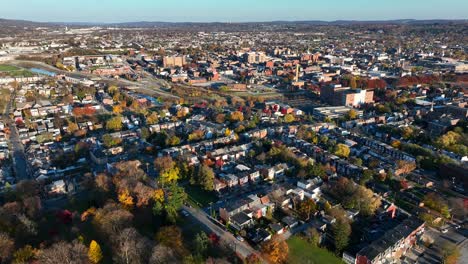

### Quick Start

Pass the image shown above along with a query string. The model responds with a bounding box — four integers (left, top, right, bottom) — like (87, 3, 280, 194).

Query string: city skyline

(0, 0, 467, 23)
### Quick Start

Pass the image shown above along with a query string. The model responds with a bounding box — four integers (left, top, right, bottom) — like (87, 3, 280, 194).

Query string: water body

(29, 68, 56, 76)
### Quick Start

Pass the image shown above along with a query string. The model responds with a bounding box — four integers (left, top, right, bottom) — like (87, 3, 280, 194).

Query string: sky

(0, 0, 467, 23)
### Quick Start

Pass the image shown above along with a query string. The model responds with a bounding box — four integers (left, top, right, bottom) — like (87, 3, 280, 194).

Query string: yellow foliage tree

(334, 143, 350, 158)
(88, 240, 103, 264)
(225, 128, 231, 137)
(118, 189, 134, 209)
(153, 189, 165, 203)
(113, 105, 123, 114)
(160, 167, 180, 185)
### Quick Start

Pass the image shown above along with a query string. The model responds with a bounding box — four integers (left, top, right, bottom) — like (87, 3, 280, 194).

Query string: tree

(245, 254, 261, 264)
(305, 227, 321, 247)
(154, 156, 180, 185)
(442, 242, 460, 264)
(284, 114, 295, 123)
(229, 111, 244, 122)
(296, 198, 317, 221)
(309, 163, 326, 178)
(334, 143, 350, 158)
(93, 202, 133, 237)
(106, 116, 122, 131)
(149, 245, 179, 264)
(396, 160, 416, 175)
(118, 189, 134, 210)
(165, 135, 180, 146)
(164, 184, 187, 223)
(261, 236, 289, 264)
(194, 164, 215, 191)
(160, 166, 180, 185)
(331, 217, 351, 252)
(38, 240, 88, 264)
(0, 232, 14, 264)
(13, 245, 37, 264)
(155, 226, 187, 256)
(68, 122, 79, 133)
(88, 240, 103, 264)
(146, 112, 159, 125)
(113, 228, 151, 264)
(350, 77, 357, 89)
(345, 109, 358, 120)
(194, 232, 209, 256)
(359, 169, 373, 186)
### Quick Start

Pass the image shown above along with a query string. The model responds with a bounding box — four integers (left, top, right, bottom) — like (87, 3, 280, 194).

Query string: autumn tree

(154, 156, 180, 185)
(296, 198, 317, 221)
(284, 114, 295, 123)
(261, 236, 289, 264)
(106, 116, 122, 131)
(345, 109, 358, 120)
(88, 240, 103, 264)
(13, 245, 37, 263)
(334, 143, 350, 158)
(0, 232, 14, 264)
(229, 111, 244, 122)
(118, 189, 134, 210)
(155, 226, 187, 256)
(93, 202, 133, 237)
(396, 160, 416, 175)
(442, 242, 460, 264)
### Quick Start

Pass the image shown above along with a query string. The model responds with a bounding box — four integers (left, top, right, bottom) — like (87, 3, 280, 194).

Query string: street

(182, 205, 266, 262)
(3, 90, 29, 181)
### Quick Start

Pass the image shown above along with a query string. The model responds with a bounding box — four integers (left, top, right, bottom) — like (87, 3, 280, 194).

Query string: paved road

(182, 205, 266, 262)
(3, 91, 29, 181)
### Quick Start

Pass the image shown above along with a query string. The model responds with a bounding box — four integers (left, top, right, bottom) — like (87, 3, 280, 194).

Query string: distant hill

(0, 18, 467, 28)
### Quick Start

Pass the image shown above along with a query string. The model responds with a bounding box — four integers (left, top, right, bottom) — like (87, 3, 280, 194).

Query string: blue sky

(0, 0, 466, 23)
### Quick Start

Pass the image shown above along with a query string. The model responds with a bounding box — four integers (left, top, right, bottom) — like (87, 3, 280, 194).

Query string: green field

(184, 185, 218, 207)
(287, 236, 344, 264)
(0, 64, 35, 77)
(0, 64, 20, 72)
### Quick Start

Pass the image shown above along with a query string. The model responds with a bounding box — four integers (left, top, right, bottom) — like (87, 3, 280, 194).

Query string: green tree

(164, 184, 187, 223)
(331, 217, 351, 252)
(194, 164, 215, 191)
(194, 232, 209, 256)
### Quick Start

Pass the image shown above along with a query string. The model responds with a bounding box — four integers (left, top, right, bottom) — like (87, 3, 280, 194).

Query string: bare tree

(38, 240, 88, 264)
(113, 228, 152, 264)
(149, 244, 180, 264)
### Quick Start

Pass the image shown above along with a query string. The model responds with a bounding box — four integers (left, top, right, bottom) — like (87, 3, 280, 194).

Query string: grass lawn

(287, 236, 344, 264)
(184, 184, 218, 207)
(0, 64, 20, 72)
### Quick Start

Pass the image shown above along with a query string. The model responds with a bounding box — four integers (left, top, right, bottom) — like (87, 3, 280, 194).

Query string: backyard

(287, 236, 344, 264)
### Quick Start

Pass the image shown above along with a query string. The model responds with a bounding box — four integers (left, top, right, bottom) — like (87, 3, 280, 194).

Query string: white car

(441, 228, 448, 233)
(236, 236, 244, 242)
